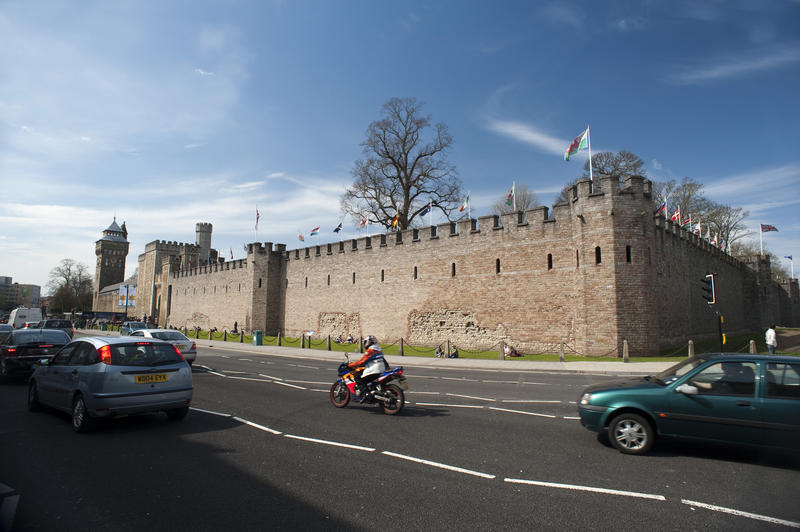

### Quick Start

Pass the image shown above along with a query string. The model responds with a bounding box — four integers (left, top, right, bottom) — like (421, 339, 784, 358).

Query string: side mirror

(675, 383, 698, 395)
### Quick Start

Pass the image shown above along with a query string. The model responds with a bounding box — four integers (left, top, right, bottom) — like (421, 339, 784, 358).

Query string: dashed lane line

(382, 451, 495, 479)
(232, 416, 283, 435)
(505, 478, 666, 501)
(489, 407, 557, 419)
(681, 499, 800, 529)
(190, 407, 232, 417)
(412, 402, 484, 408)
(284, 434, 376, 451)
(270, 380, 307, 390)
(446, 393, 495, 402)
(257, 373, 284, 381)
(502, 399, 561, 403)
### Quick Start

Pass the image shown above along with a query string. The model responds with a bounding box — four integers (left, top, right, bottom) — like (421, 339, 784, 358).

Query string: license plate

(135, 374, 169, 384)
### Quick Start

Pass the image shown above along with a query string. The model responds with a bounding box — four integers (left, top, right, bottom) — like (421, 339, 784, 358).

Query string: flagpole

(467, 191, 471, 220)
(429, 199, 433, 227)
(587, 125, 593, 182)
(255, 205, 258, 243)
(760, 224, 764, 256)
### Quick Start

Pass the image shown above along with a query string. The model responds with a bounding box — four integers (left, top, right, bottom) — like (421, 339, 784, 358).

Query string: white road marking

(272, 380, 307, 390)
(285, 379, 330, 385)
(501, 399, 561, 403)
(190, 407, 232, 417)
(489, 407, 557, 418)
(521, 382, 551, 385)
(441, 377, 479, 382)
(295, 364, 319, 369)
(224, 370, 249, 374)
(413, 403, 484, 408)
(310, 389, 329, 392)
(382, 451, 495, 479)
(227, 376, 271, 383)
(232, 417, 282, 435)
(505, 478, 666, 501)
(681, 499, 800, 528)
(239, 358, 252, 361)
(481, 380, 519, 384)
(407, 391, 440, 395)
(446, 393, 495, 402)
(563, 416, 581, 420)
(284, 434, 375, 452)
(206, 370, 228, 377)
(221, 355, 230, 358)
(258, 373, 284, 381)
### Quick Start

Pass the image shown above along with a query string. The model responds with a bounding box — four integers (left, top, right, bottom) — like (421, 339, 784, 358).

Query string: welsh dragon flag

(564, 128, 589, 161)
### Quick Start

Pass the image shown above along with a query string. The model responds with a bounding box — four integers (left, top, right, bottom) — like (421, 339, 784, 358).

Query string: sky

(1, 0, 799, 292)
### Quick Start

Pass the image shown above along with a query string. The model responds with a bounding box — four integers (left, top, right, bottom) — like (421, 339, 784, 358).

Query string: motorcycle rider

(348, 335, 388, 399)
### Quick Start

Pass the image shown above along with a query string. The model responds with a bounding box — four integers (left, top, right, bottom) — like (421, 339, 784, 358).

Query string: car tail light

(6, 348, 17, 356)
(136, 342, 150, 346)
(172, 345, 185, 361)
(40, 345, 54, 348)
(191, 342, 196, 351)
(98, 345, 112, 364)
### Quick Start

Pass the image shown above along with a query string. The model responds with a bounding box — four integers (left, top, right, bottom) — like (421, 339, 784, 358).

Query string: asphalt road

(1, 343, 799, 531)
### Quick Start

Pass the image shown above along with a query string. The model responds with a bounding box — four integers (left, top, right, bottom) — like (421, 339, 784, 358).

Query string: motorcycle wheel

(330, 381, 350, 408)
(380, 384, 404, 415)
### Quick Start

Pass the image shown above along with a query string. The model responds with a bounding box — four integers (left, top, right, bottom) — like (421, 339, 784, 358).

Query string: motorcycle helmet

(364, 335, 377, 349)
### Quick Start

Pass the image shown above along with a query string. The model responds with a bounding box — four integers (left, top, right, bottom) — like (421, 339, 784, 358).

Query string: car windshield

(111, 342, 183, 366)
(126, 322, 146, 329)
(10, 330, 70, 345)
(652, 356, 710, 385)
(152, 331, 189, 341)
(46, 320, 71, 328)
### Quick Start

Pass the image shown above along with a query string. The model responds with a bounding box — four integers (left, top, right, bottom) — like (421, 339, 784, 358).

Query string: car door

(664, 360, 763, 445)
(37, 343, 78, 408)
(761, 361, 800, 450)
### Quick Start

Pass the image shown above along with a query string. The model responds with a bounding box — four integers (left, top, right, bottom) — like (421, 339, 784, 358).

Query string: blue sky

(2, 0, 799, 290)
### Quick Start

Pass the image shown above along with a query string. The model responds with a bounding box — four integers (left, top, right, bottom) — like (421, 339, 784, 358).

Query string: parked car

(23, 321, 41, 329)
(0, 329, 72, 381)
(38, 319, 75, 338)
(9, 307, 42, 328)
(0, 324, 13, 343)
(129, 329, 197, 365)
(120, 321, 147, 335)
(578, 354, 800, 455)
(27, 336, 193, 432)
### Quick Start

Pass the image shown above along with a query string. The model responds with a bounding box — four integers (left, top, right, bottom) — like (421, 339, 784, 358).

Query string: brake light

(191, 342, 196, 351)
(98, 345, 112, 364)
(172, 345, 185, 361)
(40, 345, 54, 348)
(6, 348, 17, 356)
(136, 342, 150, 346)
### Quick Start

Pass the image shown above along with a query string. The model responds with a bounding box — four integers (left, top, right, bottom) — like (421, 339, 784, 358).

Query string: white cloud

(484, 118, 568, 157)
(667, 45, 800, 85)
(651, 159, 663, 171)
(194, 68, 215, 76)
(704, 164, 800, 198)
(614, 16, 645, 31)
(540, 3, 584, 29)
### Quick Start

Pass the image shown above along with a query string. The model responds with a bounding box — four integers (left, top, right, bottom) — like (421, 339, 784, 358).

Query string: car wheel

(28, 380, 42, 412)
(608, 413, 654, 455)
(166, 406, 189, 420)
(72, 395, 96, 433)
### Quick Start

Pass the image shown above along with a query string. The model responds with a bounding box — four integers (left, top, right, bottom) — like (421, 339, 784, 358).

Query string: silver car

(129, 329, 197, 365)
(27, 336, 193, 432)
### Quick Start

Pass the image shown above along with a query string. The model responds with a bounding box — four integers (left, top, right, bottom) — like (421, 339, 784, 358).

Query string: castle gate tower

(93, 218, 130, 309)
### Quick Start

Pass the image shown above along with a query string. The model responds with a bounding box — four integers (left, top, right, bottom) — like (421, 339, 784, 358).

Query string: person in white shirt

(765, 325, 777, 355)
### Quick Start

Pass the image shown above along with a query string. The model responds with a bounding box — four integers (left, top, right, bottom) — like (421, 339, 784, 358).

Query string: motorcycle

(330, 353, 408, 415)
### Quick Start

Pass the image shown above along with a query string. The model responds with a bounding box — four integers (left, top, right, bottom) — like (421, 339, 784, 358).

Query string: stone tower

(195, 222, 212, 265)
(93, 218, 130, 310)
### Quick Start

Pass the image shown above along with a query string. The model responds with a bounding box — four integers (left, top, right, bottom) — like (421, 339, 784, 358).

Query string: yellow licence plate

(135, 374, 169, 384)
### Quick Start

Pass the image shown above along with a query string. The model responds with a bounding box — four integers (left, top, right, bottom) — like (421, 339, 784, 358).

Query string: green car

(578, 354, 800, 455)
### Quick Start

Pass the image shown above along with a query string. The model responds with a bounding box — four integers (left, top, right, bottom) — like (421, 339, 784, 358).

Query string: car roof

(699, 353, 799, 363)
(71, 336, 171, 347)
(140, 329, 182, 334)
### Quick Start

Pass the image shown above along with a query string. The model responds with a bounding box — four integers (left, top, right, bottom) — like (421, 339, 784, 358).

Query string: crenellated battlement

(144, 239, 199, 253)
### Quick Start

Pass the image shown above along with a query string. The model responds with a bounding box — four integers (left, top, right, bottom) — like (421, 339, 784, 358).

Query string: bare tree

(652, 177, 714, 216)
(705, 204, 750, 246)
(490, 183, 541, 215)
(341, 97, 463, 230)
(555, 150, 646, 203)
(47, 258, 93, 312)
(731, 241, 790, 280)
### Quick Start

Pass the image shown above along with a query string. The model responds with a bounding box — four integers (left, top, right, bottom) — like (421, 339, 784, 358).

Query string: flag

(359, 217, 368, 229)
(310, 226, 320, 236)
(693, 222, 701, 234)
(655, 202, 666, 216)
(564, 127, 589, 161)
(785, 256, 793, 260)
(298, 233, 304, 242)
(391, 213, 399, 228)
(230, 248, 233, 260)
(255, 207, 260, 229)
(419, 200, 431, 217)
(711, 232, 718, 246)
(333, 222, 342, 233)
(505, 183, 515, 206)
(459, 193, 470, 212)
(760, 224, 778, 232)
(670, 207, 680, 222)
(681, 216, 692, 230)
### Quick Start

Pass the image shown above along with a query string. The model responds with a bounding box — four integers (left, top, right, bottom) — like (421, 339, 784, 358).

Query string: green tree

(342, 97, 463, 230)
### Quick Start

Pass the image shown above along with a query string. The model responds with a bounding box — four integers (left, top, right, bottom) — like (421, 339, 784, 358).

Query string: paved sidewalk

(78, 329, 675, 375)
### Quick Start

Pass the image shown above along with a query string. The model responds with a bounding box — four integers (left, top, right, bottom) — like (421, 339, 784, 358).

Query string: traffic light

(701, 273, 716, 304)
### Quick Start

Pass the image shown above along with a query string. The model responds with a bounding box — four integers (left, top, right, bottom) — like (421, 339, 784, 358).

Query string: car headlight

(580, 393, 591, 405)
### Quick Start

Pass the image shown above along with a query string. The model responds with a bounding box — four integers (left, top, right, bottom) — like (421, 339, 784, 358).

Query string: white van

(9, 307, 43, 329)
